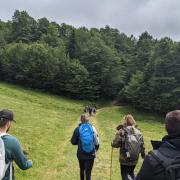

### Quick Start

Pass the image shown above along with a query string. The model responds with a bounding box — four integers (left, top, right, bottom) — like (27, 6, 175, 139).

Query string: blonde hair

(123, 114, 136, 127)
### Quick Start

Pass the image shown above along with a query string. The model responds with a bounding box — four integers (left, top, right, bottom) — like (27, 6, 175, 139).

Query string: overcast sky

(1, 0, 180, 40)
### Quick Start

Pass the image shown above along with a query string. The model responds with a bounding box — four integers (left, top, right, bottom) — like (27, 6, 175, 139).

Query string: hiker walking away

(84, 106, 89, 114)
(92, 107, 96, 116)
(0, 109, 32, 180)
(86, 106, 92, 117)
(136, 110, 180, 180)
(111, 114, 145, 180)
(71, 114, 100, 180)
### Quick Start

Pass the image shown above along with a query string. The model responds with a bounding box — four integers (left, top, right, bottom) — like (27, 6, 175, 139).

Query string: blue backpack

(79, 123, 95, 153)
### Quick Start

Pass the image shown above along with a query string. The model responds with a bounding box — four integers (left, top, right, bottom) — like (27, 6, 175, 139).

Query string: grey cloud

(1, 0, 180, 40)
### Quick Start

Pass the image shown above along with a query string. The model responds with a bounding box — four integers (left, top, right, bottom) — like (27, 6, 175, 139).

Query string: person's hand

(116, 124, 123, 131)
(95, 145, 99, 151)
(28, 160, 33, 166)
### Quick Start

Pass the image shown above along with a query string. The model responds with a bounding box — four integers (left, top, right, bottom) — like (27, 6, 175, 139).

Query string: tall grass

(0, 83, 165, 179)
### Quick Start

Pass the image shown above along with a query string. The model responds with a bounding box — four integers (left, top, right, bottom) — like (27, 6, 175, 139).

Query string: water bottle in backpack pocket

(79, 123, 95, 153)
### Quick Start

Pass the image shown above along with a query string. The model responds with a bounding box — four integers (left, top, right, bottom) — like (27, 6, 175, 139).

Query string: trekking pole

(110, 147, 113, 180)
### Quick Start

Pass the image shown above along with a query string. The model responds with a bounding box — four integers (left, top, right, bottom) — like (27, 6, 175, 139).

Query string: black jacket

(71, 123, 99, 160)
(136, 134, 180, 180)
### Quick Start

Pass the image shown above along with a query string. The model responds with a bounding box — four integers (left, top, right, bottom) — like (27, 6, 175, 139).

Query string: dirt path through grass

(90, 108, 120, 180)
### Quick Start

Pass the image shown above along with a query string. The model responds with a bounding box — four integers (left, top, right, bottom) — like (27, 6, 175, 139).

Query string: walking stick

(110, 147, 113, 180)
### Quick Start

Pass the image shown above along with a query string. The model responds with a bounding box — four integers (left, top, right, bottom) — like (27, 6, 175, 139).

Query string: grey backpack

(124, 126, 143, 160)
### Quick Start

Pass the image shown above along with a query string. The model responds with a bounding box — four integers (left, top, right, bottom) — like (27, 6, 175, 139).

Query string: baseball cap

(0, 109, 16, 122)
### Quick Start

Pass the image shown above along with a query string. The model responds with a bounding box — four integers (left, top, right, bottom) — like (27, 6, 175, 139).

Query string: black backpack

(151, 149, 180, 180)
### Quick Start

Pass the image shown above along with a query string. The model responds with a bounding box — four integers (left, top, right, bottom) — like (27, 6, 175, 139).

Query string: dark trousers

(78, 159, 94, 180)
(120, 164, 136, 180)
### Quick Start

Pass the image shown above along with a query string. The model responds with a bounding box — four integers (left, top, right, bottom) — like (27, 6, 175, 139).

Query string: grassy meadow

(0, 83, 166, 180)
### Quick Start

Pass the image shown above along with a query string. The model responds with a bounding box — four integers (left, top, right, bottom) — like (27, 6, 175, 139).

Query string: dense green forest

(0, 10, 179, 113)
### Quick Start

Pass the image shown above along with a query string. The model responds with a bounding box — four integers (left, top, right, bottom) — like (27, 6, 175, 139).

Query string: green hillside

(0, 83, 166, 180)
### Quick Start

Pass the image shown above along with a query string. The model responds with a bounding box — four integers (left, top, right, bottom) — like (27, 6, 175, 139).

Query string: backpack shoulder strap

(150, 149, 175, 169)
(88, 123, 94, 131)
(2, 162, 12, 180)
(123, 127, 129, 136)
(0, 133, 8, 137)
(133, 127, 142, 135)
(9, 162, 13, 180)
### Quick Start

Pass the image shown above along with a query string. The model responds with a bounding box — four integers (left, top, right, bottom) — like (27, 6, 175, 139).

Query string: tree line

(0, 10, 179, 113)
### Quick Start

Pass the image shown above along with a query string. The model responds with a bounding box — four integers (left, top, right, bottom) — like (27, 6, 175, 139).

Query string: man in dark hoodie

(71, 114, 99, 180)
(136, 110, 180, 180)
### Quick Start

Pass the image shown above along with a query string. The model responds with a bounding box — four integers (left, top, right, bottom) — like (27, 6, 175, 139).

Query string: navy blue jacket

(71, 123, 99, 160)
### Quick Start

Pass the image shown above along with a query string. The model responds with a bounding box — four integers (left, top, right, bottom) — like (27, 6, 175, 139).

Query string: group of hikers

(0, 108, 180, 180)
(84, 105, 96, 117)
(71, 110, 180, 180)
